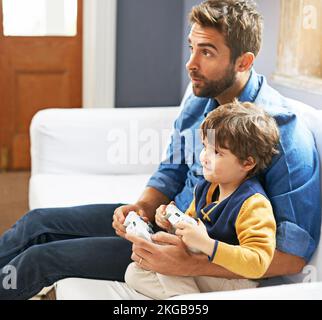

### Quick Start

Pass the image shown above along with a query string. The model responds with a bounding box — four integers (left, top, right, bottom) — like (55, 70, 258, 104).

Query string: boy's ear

(242, 156, 256, 172)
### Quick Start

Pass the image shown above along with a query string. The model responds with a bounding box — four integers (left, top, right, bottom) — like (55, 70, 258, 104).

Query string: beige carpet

(0, 171, 30, 236)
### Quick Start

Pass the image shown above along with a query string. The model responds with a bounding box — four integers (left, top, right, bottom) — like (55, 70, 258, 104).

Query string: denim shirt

(147, 70, 321, 262)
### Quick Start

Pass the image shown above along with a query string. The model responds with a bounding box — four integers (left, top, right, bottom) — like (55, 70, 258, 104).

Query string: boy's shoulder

(239, 176, 268, 197)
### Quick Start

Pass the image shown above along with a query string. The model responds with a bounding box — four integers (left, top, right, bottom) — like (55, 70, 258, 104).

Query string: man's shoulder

(255, 76, 314, 118)
(255, 77, 291, 115)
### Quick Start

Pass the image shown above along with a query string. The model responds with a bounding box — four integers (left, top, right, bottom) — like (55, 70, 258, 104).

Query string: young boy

(125, 100, 279, 300)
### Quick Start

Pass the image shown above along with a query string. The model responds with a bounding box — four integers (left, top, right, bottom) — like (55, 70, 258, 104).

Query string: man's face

(186, 24, 237, 98)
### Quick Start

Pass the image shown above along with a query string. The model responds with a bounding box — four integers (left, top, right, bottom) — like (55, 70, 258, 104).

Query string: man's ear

(242, 156, 256, 172)
(235, 52, 255, 73)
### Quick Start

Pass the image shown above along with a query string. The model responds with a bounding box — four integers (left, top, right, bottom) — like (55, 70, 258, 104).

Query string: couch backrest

(284, 99, 322, 281)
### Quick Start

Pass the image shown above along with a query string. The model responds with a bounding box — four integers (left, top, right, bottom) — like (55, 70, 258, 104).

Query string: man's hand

(113, 187, 171, 238)
(125, 231, 206, 276)
(112, 204, 148, 238)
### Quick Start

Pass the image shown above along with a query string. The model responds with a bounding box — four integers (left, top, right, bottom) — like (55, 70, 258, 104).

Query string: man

(0, 0, 320, 300)
(115, 0, 320, 280)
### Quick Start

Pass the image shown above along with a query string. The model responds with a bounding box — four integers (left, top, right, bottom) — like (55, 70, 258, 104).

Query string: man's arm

(126, 232, 306, 278)
(191, 249, 306, 278)
(136, 187, 171, 221)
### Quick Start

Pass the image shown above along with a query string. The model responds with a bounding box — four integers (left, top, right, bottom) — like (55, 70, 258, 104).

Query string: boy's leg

(125, 262, 200, 300)
(0, 203, 124, 268)
(195, 276, 259, 292)
(0, 236, 132, 300)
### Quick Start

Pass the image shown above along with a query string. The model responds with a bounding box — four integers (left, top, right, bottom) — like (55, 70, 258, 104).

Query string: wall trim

(83, 0, 117, 108)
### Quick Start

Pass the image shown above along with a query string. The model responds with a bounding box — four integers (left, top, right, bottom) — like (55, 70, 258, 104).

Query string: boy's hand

(175, 219, 215, 256)
(155, 201, 175, 231)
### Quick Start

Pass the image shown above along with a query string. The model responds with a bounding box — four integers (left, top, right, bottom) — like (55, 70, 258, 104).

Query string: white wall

(82, 0, 117, 108)
(255, 0, 322, 109)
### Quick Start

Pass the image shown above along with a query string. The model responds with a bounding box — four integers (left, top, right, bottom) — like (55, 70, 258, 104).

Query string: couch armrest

(30, 107, 180, 176)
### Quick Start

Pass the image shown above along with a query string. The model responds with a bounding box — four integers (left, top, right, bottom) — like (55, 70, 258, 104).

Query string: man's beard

(190, 64, 237, 98)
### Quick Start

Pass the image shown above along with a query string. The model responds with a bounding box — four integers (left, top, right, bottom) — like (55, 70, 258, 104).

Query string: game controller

(123, 211, 154, 242)
(164, 204, 198, 229)
(164, 204, 201, 253)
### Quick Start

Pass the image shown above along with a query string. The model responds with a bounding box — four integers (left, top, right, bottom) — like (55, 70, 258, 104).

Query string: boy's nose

(199, 149, 207, 165)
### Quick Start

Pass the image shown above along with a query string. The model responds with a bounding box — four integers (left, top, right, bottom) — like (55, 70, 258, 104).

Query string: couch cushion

(55, 277, 322, 300)
(172, 281, 322, 300)
(29, 174, 151, 209)
(55, 278, 151, 300)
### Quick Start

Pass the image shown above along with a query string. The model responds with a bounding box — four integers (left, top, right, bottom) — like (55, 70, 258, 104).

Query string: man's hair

(200, 100, 280, 177)
(189, 0, 263, 62)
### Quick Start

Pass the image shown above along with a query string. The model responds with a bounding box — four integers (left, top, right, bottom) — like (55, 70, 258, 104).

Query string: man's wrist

(135, 200, 155, 221)
(185, 253, 209, 276)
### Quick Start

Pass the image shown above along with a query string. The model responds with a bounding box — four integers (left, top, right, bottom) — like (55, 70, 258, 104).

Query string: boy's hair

(201, 100, 280, 177)
(189, 0, 263, 63)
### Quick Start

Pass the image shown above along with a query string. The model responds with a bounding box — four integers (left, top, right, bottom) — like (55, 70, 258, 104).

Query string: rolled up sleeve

(263, 113, 321, 262)
(147, 118, 189, 200)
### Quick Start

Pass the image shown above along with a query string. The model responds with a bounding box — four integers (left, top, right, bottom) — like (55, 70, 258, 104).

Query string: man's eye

(202, 50, 211, 56)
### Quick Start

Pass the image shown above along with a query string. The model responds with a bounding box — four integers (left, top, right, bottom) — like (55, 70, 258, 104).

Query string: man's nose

(186, 53, 199, 72)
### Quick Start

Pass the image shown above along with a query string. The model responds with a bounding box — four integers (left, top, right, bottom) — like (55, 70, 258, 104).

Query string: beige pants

(125, 262, 259, 300)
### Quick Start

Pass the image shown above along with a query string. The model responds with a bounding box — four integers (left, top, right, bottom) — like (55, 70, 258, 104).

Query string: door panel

(0, 0, 82, 170)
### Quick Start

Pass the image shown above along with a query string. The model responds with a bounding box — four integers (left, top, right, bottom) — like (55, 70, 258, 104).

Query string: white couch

(29, 87, 322, 300)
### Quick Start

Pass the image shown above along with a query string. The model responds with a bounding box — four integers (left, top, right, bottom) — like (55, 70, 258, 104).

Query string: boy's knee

(124, 262, 141, 287)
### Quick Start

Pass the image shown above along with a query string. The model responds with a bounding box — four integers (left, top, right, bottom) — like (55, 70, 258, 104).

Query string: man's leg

(0, 235, 132, 300)
(0, 204, 124, 269)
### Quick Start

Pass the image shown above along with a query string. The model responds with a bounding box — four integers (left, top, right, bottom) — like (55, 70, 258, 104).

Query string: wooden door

(0, 0, 82, 171)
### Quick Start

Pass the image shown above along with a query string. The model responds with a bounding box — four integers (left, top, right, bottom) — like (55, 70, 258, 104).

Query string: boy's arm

(209, 194, 276, 279)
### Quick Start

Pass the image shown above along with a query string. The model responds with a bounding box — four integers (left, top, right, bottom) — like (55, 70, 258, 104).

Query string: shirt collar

(203, 69, 260, 118)
(238, 69, 260, 103)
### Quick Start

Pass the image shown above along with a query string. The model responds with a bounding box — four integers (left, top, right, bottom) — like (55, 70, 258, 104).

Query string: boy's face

(186, 23, 237, 98)
(199, 138, 248, 184)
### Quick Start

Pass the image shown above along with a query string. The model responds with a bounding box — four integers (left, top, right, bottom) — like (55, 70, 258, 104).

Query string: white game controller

(164, 204, 201, 253)
(123, 211, 154, 242)
(164, 204, 198, 228)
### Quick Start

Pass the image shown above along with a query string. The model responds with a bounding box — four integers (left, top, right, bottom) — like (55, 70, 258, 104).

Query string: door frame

(83, 0, 117, 108)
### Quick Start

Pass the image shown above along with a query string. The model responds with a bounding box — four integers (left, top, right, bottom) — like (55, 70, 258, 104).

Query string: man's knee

(20, 245, 46, 265)
(24, 208, 57, 229)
